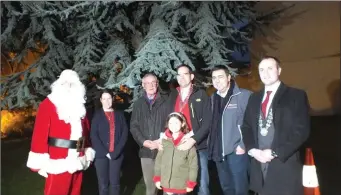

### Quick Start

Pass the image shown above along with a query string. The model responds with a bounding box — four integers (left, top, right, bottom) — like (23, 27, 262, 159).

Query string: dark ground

(1, 115, 340, 195)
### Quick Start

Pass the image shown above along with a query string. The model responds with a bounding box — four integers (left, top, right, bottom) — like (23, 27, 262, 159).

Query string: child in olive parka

(153, 112, 198, 195)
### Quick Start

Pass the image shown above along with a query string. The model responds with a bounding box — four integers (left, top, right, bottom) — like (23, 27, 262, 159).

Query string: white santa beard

(68, 119, 83, 159)
(48, 84, 86, 124)
(48, 86, 86, 160)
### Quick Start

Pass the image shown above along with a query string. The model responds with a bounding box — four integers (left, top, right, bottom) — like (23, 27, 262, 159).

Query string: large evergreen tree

(1, 1, 285, 110)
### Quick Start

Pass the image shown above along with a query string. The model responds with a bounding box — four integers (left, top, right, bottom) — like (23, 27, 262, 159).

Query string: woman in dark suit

(90, 89, 128, 195)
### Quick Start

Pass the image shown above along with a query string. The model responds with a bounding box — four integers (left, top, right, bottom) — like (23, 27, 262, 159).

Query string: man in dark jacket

(208, 65, 251, 195)
(130, 73, 170, 195)
(241, 56, 310, 195)
(168, 65, 212, 195)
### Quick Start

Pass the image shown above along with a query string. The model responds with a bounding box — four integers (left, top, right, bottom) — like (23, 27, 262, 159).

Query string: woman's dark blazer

(90, 109, 128, 159)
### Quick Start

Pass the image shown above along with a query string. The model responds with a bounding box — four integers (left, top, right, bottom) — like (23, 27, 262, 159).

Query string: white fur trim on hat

(58, 69, 80, 84)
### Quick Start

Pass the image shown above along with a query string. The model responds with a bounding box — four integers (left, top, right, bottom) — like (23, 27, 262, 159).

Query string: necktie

(261, 91, 272, 117)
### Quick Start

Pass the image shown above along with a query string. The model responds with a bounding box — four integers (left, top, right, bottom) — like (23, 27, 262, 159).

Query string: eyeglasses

(143, 81, 158, 86)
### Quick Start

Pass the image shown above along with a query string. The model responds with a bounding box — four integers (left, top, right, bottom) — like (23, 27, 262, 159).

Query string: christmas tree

(1, 1, 286, 110)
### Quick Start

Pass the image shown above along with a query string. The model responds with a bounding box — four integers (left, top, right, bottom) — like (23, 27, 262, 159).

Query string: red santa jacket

(26, 97, 95, 176)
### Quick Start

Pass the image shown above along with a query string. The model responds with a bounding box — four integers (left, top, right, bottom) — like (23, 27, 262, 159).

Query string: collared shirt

(217, 88, 229, 98)
(262, 81, 281, 115)
(146, 94, 156, 105)
(179, 85, 192, 101)
(174, 92, 193, 131)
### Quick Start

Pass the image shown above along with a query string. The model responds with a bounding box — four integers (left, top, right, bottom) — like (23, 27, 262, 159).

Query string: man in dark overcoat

(241, 56, 310, 195)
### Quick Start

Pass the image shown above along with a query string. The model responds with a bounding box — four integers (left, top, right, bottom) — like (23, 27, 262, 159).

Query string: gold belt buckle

(76, 137, 85, 152)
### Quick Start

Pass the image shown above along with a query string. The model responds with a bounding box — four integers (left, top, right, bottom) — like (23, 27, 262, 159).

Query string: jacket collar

(232, 82, 242, 96)
(259, 81, 287, 99)
(176, 84, 200, 95)
(214, 80, 241, 97)
(144, 90, 158, 101)
(175, 84, 200, 94)
(191, 84, 201, 94)
(264, 81, 281, 95)
(165, 129, 185, 146)
(143, 89, 167, 104)
(257, 82, 288, 119)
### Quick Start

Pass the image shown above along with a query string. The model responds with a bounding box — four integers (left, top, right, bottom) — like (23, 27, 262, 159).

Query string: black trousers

(94, 155, 124, 195)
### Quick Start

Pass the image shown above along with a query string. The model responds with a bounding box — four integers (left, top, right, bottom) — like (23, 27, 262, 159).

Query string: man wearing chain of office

(241, 56, 310, 195)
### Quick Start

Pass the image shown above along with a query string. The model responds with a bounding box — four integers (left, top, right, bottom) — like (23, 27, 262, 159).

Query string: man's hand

(261, 149, 274, 162)
(178, 137, 196, 151)
(143, 140, 158, 150)
(250, 149, 271, 163)
(155, 181, 162, 189)
(152, 139, 163, 151)
(236, 145, 245, 155)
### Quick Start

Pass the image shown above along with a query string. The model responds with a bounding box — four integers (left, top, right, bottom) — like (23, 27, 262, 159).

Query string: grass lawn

(1, 136, 149, 195)
(1, 135, 222, 195)
(2, 115, 340, 195)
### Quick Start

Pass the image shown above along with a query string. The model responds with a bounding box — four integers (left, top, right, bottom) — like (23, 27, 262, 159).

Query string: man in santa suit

(26, 69, 95, 195)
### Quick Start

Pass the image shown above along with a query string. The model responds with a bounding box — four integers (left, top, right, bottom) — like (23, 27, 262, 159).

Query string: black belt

(48, 137, 86, 152)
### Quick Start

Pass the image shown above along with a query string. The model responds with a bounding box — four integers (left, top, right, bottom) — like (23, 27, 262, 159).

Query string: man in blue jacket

(208, 65, 252, 195)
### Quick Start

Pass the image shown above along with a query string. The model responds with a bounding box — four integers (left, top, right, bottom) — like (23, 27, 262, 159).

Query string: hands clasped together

(143, 139, 163, 150)
(249, 149, 275, 163)
(143, 137, 197, 151)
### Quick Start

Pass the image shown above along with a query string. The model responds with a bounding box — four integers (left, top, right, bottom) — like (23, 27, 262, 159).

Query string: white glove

(37, 153, 50, 178)
(67, 157, 82, 174)
(75, 156, 91, 171)
(38, 169, 48, 178)
(155, 181, 162, 189)
(106, 153, 111, 160)
(85, 148, 95, 162)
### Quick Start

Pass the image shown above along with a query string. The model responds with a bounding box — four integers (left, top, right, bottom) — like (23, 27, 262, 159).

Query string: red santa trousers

(44, 171, 82, 195)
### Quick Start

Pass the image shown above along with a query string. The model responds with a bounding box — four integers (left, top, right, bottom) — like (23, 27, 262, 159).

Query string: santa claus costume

(26, 69, 95, 195)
